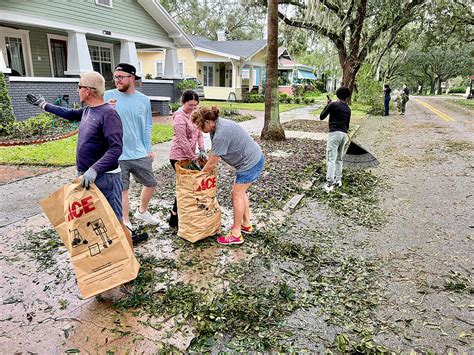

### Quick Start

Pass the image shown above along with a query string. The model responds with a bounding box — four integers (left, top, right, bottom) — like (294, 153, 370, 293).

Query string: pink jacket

(169, 108, 204, 160)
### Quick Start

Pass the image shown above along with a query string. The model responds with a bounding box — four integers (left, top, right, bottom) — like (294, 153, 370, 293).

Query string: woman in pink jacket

(168, 90, 205, 227)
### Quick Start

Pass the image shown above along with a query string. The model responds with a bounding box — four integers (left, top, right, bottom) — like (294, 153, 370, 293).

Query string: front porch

(0, 23, 181, 119)
(197, 60, 264, 101)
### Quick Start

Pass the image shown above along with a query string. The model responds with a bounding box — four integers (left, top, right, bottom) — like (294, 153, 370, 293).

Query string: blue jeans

(235, 155, 265, 184)
(384, 96, 391, 115)
(78, 171, 123, 221)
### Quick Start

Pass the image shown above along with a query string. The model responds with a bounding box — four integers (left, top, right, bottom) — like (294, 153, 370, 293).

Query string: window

(203, 64, 214, 86)
(0, 27, 33, 76)
(47, 34, 68, 77)
(95, 0, 112, 8)
(88, 42, 113, 81)
(155, 60, 164, 77)
(5, 37, 26, 76)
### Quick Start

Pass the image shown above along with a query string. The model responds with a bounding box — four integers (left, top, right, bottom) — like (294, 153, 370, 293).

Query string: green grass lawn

(311, 102, 371, 120)
(0, 124, 173, 166)
(448, 98, 474, 110)
(200, 100, 306, 112)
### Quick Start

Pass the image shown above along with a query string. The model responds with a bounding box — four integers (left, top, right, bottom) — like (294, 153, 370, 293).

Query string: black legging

(170, 159, 178, 214)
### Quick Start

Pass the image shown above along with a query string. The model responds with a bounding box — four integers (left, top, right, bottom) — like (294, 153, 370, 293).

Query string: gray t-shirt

(210, 118, 262, 172)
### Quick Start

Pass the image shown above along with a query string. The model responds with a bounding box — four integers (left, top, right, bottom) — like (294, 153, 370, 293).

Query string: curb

(0, 130, 78, 147)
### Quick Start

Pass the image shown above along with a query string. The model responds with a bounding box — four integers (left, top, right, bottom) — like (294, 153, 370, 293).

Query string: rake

(343, 140, 379, 169)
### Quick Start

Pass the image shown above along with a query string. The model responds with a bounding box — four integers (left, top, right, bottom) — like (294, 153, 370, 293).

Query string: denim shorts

(235, 154, 265, 184)
(79, 171, 123, 221)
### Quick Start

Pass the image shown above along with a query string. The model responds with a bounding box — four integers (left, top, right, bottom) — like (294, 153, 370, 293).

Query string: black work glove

(26, 94, 47, 109)
(81, 168, 97, 189)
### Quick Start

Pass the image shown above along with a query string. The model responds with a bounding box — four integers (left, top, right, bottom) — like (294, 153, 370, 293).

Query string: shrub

(169, 102, 181, 113)
(285, 96, 293, 104)
(448, 86, 466, 94)
(352, 64, 384, 115)
(221, 107, 240, 116)
(291, 84, 304, 98)
(314, 80, 326, 93)
(177, 79, 197, 92)
(0, 72, 15, 128)
(278, 76, 290, 86)
(246, 93, 264, 103)
(303, 98, 312, 105)
(1, 112, 72, 139)
(279, 93, 288, 103)
(294, 97, 301, 104)
(144, 73, 153, 80)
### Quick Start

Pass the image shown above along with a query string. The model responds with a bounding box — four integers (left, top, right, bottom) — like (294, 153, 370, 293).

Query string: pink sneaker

(217, 233, 244, 245)
(231, 225, 254, 235)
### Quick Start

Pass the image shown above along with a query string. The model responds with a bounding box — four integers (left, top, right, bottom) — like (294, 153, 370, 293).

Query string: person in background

(104, 63, 159, 231)
(401, 84, 410, 115)
(26, 72, 132, 247)
(383, 84, 392, 116)
(192, 106, 264, 246)
(168, 90, 205, 228)
(319, 86, 351, 193)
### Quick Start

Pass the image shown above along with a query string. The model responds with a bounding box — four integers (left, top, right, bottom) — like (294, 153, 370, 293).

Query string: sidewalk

(0, 105, 323, 227)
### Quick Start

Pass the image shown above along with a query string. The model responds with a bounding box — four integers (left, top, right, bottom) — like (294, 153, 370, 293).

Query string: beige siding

(138, 48, 197, 78)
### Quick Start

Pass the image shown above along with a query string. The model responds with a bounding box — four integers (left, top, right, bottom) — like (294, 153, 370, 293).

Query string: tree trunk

(430, 79, 436, 95)
(437, 78, 442, 95)
(339, 56, 359, 103)
(261, 0, 285, 141)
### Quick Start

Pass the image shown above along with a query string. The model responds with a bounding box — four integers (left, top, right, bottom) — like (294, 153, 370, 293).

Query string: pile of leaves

(281, 119, 328, 133)
(306, 162, 387, 229)
(220, 108, 255, 123)
(150, 137, 325, 213)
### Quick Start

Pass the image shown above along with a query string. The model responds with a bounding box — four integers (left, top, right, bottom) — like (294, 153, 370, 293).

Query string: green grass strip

(0, 124, 173, 166)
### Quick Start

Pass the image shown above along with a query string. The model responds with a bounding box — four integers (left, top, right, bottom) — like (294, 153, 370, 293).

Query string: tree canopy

(160, 0, 266, 40)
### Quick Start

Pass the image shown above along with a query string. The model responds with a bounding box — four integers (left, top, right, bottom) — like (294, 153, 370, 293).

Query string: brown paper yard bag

(176, 161, 221, 242)
(40, 178, 140, 299)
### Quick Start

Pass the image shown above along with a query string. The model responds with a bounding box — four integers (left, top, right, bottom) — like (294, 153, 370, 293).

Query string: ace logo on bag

(40, 178, 140, 299)
(176, 161, 221, 243)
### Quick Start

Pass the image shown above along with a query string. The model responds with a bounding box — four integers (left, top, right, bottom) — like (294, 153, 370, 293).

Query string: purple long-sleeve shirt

(44, 103, 123, 174)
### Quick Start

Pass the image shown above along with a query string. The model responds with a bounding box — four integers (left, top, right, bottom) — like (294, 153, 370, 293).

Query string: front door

(50, 39, 67, 77)
(219, 63, 225, 87)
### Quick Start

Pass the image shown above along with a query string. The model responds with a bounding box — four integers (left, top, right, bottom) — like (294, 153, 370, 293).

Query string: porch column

(248, 64, 254, 91)
(0, 48, 11, 74)
(163, 48, 181, 79)
(64, 31, 93, 76)
(231, 60, 242, 100)
(258, 66, 263, 93)
(119, 40, 141, 76)
(231, 60, 242, 89)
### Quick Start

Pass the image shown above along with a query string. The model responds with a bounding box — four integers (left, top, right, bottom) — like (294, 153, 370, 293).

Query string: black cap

(114, 63, 141, 80)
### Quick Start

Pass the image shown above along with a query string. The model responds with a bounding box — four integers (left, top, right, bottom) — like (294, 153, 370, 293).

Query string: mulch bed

(282, 119, 328, 133)
(151, 137, 326, 212)
(0, 129, 78, 146)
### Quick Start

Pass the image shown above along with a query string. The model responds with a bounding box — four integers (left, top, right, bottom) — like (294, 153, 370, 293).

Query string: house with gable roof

(277, 47, 317, 95)
(0, 0, 193, 119)
(138, 31, 267, 101)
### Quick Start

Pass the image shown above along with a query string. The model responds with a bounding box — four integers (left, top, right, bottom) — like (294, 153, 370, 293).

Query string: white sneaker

(323, 183, 334, 193)
(124, 221, 134, 231)
(334, 180, 342, 188)
(134, 209, 160, 225)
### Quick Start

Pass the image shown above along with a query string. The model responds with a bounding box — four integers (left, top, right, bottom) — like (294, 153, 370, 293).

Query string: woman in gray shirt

(192, 106, 264, 245)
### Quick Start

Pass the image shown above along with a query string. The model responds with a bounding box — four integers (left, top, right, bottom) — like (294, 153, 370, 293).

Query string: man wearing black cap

(104, 63, 160, 231)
